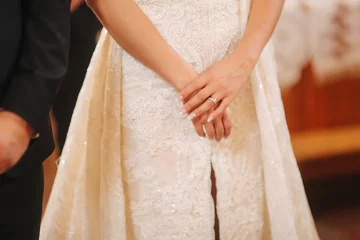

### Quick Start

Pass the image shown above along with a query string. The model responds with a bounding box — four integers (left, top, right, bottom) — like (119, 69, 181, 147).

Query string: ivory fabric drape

(40, 0, 319, 239)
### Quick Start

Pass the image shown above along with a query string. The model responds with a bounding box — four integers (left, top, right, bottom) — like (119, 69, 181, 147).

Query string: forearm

(87, 0, 196, 90)
(231, 0, 284, 65)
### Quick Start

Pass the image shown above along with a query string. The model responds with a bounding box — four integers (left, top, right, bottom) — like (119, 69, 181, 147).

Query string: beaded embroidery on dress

(40, 0, 319, 239)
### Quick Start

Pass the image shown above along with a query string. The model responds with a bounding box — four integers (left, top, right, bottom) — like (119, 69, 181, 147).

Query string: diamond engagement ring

(207, 97, 217, 105)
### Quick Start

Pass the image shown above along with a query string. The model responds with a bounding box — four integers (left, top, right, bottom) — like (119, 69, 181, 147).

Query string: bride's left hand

(178, 55, 254, 123)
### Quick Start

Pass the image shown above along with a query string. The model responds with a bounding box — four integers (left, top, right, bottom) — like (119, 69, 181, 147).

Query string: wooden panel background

(283, 65, 360, 132)
(283, 65, 360, 179)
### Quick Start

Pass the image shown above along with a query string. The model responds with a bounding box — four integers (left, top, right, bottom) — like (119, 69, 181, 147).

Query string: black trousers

(0, 165, 44, 240)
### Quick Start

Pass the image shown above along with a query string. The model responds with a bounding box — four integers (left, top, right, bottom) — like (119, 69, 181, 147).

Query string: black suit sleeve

(1, 0, 70, 134)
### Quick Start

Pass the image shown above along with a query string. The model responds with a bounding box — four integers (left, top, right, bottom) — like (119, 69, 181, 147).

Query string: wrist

(169, 63, 198, 91)
(71, 0, 84, 12)
(155, 45, 198, 91)
(230, 39, 260, 71)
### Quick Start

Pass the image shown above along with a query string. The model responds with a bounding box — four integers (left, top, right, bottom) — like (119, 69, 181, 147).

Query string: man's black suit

(0, 1, 70, 239)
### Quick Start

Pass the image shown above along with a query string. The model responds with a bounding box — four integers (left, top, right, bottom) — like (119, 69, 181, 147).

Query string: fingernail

(178, 95, 184, 102)
(207, 116, 214, 122)
(188, 113, 196, 120)
(179, 109, 187, 116)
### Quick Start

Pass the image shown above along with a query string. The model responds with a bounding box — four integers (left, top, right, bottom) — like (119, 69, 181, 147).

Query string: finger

(204, 121, 215, 140)
(207, 98, 230, 123)
(178, 74, 208, 102)
(192, 119, 206, 138)
(193, 108, 214, 130)
(181, 85, 217, 117)
(197, 111, 210, 123)
(191, 108, 210, 138)
(214, 117, 224, 141)
(188, 92, 223, 121)
(222, 110, 232, 138)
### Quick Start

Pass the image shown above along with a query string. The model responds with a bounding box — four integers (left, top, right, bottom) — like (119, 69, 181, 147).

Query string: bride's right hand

(190, 105, 232, 141)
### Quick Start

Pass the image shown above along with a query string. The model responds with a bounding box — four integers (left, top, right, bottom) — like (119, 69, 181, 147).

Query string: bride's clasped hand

(185, 92, 233, 141)
(179, 50, 255, 126)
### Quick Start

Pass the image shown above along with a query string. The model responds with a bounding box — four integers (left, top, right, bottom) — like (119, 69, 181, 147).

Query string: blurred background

(44, 0, 360, 239)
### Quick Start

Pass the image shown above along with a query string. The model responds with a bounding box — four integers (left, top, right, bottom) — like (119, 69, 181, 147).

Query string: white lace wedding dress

(40, 0, 319, 239)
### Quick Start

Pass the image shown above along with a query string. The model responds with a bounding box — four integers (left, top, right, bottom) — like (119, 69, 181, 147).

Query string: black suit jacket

(0, 0, 70, 177)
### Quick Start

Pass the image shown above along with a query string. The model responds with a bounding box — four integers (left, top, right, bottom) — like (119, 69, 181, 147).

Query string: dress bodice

(133, 0, 244, 72)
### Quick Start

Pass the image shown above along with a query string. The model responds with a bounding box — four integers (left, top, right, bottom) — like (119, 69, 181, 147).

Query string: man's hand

(0, 111, 34, 174)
